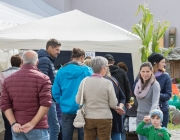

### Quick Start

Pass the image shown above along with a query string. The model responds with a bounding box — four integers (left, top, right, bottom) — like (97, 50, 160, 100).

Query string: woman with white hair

(76, 56, 118, 140)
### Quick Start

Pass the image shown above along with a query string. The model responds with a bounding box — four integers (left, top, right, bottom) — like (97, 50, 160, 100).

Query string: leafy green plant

(132, 4, 172, 62)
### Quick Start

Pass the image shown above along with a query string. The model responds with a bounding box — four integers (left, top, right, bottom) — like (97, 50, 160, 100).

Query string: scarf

(154, 71, 163, 78)
(134, 77, 154, 99)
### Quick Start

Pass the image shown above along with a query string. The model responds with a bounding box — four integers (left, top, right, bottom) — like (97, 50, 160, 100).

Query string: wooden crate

(166, 60, 180, 78)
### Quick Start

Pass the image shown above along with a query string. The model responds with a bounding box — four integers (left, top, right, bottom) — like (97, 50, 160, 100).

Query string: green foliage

(132, 4, 172, 62)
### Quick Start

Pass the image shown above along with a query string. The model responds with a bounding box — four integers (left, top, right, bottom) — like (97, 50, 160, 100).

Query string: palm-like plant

(132, 4, 170, 62)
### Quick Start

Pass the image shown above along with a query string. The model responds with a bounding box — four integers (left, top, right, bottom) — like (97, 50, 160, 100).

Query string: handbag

(73, 77, 88, 128)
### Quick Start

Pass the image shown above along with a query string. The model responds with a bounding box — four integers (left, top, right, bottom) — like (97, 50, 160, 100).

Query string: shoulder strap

(80, 77, 88, 106)
(108, 76, 121, 102)
(109, 76, 119, 88)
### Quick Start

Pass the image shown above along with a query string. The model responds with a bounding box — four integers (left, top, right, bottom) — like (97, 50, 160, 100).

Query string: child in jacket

(136, 109, 171, 140)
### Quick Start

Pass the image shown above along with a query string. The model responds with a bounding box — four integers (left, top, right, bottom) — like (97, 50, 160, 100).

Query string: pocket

(11, 129, 19, 137)
(26, 129, 42, 140)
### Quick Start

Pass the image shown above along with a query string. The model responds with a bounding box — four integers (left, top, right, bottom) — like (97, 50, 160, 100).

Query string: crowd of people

(0, 38, 172, 140)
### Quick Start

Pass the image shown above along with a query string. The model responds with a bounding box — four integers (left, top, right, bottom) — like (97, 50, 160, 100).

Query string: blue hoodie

(52, 62, 93, 114)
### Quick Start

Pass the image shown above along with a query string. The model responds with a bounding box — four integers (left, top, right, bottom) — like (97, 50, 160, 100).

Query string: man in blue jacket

(37, 39, 61, 140)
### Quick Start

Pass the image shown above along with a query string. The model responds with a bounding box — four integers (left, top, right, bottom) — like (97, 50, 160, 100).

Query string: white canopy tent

(0, 0, 62, 70)
(0, 0, 61, 29)
(0, 10, 141, 78)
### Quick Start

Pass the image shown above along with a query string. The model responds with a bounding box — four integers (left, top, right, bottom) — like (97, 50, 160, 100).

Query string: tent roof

(0, 0, 61, 21)
(0, 10, 141, 52)
(0, 0, 61, 29)
(0, 10, 142, 79)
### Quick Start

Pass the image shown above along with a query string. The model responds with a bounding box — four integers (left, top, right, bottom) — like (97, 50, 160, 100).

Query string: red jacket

(0, 64, 52, 129)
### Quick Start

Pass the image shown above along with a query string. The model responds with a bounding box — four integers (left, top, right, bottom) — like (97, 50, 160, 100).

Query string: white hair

(90, 56, 108, 73)
(22, 50, 38, 65)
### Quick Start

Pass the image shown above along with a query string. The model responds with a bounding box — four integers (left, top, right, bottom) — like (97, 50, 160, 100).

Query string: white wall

(43, 0, 179, 47)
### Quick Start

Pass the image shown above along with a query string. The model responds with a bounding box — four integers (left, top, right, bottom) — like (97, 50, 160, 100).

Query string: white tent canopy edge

(0, 10, 141, 79)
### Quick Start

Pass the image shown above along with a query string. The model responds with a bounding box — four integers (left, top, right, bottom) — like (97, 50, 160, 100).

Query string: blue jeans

(162, 111, 169, 128)
(11, 129, 49, 140)
(48, 101, 60, 140)
(2, 112, 12, 140)
(62, 113, 84, 140)
(111, 132, 122, 140)
(138, 135, 147, 140)
(121, 106, 126, 140)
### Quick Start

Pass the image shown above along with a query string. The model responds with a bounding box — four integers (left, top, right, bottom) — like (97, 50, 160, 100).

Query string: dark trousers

(162, 111, 169, 128)
(2, 112, 12, 140)
(58, 126, 62, 140)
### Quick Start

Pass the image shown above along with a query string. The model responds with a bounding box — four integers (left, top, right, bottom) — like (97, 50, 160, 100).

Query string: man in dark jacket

(104, 54, 131, 140)
(37, 39, 61, 140)
(0, 50, 52, 140)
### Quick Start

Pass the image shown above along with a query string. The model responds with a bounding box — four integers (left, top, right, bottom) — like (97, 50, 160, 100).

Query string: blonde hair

(105, 68, 111, 77)
(83, 59, 91, 66)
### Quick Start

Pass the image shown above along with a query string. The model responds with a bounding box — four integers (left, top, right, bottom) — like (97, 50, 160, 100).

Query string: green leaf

(132, 3, 170, 63)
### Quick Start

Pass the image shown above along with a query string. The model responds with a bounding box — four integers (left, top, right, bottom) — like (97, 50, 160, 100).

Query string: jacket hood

(60, 62, 87, 79)
(37, 49, 54, 62)
(109, 65, 120, 74)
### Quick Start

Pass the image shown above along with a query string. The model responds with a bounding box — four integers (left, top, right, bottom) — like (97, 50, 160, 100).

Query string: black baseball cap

(104, 54, 114, 61)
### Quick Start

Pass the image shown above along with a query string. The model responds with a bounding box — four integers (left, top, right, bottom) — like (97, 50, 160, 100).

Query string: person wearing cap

(104, 54, 131, 140)
(136, 109, 171, 140)
(148, 53, 172, 128)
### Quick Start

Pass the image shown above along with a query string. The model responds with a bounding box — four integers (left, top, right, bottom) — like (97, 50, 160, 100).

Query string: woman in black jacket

(104, 69, 126, 140)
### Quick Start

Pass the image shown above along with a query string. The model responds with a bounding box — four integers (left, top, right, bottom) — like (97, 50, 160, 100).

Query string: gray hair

(22, 50, 38, 65)
(90, 56, 108, 73)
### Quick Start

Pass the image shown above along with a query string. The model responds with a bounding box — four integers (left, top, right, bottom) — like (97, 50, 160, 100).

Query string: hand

(143, 116, 150, 124)
(21, 122, 35, 133)
(116, 107, 125, 115)
(126, 103, 132, 109)
(12, 123, 22, 133)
